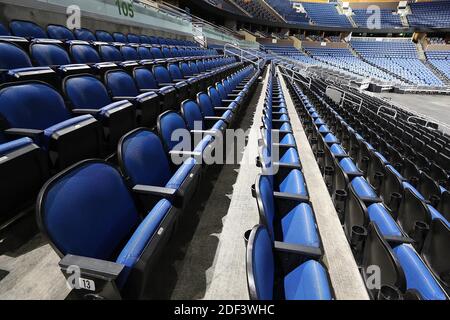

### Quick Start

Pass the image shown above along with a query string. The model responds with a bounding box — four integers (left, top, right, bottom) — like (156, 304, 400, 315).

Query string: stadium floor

(376, 93, 450, 128)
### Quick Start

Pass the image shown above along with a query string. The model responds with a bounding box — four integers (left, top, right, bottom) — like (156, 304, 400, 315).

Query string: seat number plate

(78, 278, 95, 291)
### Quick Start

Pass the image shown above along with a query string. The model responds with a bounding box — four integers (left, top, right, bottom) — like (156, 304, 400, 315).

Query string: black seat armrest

(132, 184, 177, 197)
(72, 109, 100, 116)
(274, 241, 323, 258)
(5, 128, 43, 138)
(111, 96, 136, 102)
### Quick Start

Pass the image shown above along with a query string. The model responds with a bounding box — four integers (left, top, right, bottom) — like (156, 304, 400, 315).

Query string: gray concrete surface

(375, 92, 450, 127)
(279, 69, 370, 300)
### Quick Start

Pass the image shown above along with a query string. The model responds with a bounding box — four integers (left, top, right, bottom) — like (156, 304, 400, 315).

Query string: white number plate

(78, 278, 96, 291)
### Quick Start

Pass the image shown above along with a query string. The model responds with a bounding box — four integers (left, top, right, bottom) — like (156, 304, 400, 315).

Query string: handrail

(223, 43, 263, 68)
(377, 105, 397, 119)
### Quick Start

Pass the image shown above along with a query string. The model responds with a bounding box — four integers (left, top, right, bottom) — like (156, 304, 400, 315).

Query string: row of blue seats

(287, 77, 449, 300)
(0, 56, 245, 229)
(29, 63, 262, 299)
(0, 19, 196, 46)
(245, 65, 333, 300)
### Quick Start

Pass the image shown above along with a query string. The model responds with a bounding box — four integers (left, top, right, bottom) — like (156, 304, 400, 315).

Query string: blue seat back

(189, 62, 200, 74)
(47, 24, 75, 40)
(30, 43, 72, 67)
(257, 175, 276, 238)
(99, 45, 123, 62)
(216, 83, 228, 100)
(137, 47, 152, 59)
(38, 161, 140, 260)
(180, 62, 193, 77)
(171, 48, 179, 57)
(95, 30, 114, 42)
(105, 70, 139, 97)
(0, 23, 10, 36)
(113, 32, 127, 43)
(158, 111, 187, 151)
(70, 44, 101, 64)
(121, 46, 139, 60)
(0, 82, 71, 129)
(197, 92, 215, 117)
(139, 35, 151, 44)
(74, 28, 96, 41)
(0, 42, 33, 69)
(168, 64, 183, 80)
(181, 100, 204, 130)
(119, 129, 171, 187)
(64, 75, 112, 110)
(150, 47, 163, 59)
(133, 68, 158, 90)
(153, 65, 172, 84)
(10, 20, 46, 38)
(208, 86, 222, 108)
(247, 226, 274, 300)
(127, 33, 140, 43)
(162, 47, 172, 58)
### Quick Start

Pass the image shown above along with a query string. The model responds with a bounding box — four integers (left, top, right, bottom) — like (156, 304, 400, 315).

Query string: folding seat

(99, 44, 138, 70)
(133, 67, 177, 111)
(118, 128, 200, 209)
(103, 69, 160, 127)
(74, 28, 96, 42)
(0, 137, 49, 229)
(153, 64, 190, 103)
(120, 45, 140, 61)
(196, 92, 235, 125)
(157, 110, 215, 164)
(0, 81, 103, 169)
(69, 41, 119, 74)
(0, 40, 57, 85)
(167, 62, 201, 96)
(137, 46, 153, 60)
(127, 33, 140, 44)
(361, 223, 447, 300)
(9, 20, 47, 39)
(180, 99, 228, 134)
(37, 160, 179, 299)
(113, 32, 127, 44)
(47, 24, 75, 41)
(139, 35, 151, 44)
(150, 47, 164, 59)
(29, 39, 91, 76)
(161, 46, 172, 58)
(245, 225, 332, 300)
(95, 30, 114, 42)
(418, 172, 442, 206)
(63, 74, 136, 149)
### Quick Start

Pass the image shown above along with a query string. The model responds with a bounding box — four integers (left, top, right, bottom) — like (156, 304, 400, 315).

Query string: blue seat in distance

(133, 67, 177, 111)
(118, 128, 200, 209)
(137, 46, 153, 60)
(69, 41, 118, 73)
(113, 32, 127, 43)
(74, 28, 96, 42)
(0, 22, 10, 36)
(153, 64, 190, 103)
(139, 35, 151, 44)
(10, 20, 47, 39)
(127, 33, 140, 44)
(168, 62, 201, 96)
(37, 160, 179, 299)
(99, 44, 123, 62)
(120, 45, 139, 61)
(63, 74, 136, 149)
(0, 81, 103, 169)
(246, 225, 332, 300)
(150, 47, 164, 59)
(47, 24, 75, 41)
(255, 174, 318, 249)
(104, 69, 160, 127)
(196, 92, 234, 124)
(0, 137, 49, 228)
(0, 40, 57, 85)
(161, 46, 172, 58)
(180, 99, 227, 133)
(95, 30, 114, 42)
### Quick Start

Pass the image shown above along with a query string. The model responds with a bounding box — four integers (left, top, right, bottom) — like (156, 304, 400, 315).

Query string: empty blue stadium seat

(246, 225, 332, 300)
(95, 30, 114, 42)
(0, 82, 102, 168)
(30, 41, 72, 67)
(74, 28, 96, 41)
(0, 41, 33, 69)
(120, 45, 139, 61)
(127, 33, 140, 44)
(99, 45, 123, 62)
(113, 32, 127, 43)
(10, 20, 47, 38)
(37, 160, 178, 299)
(0, 22, 10, 36)
(137, 46, 152, 60)
(70, 42, 102, 64)
(47, 24, 75, 40)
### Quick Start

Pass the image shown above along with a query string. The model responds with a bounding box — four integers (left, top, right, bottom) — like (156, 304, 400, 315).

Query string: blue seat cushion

(319, 125, 330, 133)
(324, 133, 338, 144)
(330, 144, 346, 156)
(339, 158, 360, 174)
(116, 199, 172, 287)
(402, 182, 425, 201)
(393, 244, 447, 300)
(427, 205, 450, 228)
(279, 148, 300, 165)
(278, 169, 307, 197)
(284, 260, 332, 300)
(352, 177, 377, 199)
(367, 203, 402, 237)
(279, 122, 291, 131)
(281, 203, 319, 247)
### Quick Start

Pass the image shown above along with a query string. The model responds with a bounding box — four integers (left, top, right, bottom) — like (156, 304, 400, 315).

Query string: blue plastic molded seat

(0, 23, 10, 36)
(74, 28, 96, 41)
(352, 177, 378, 199)
(10, 20, 47, 38)
(47, 24, 75, 40)
(127, 33, 140, 44)
(246, 225, 332, 300)
(99, 45, 123, 62)
(95, 30, 114, 42)
(121, 46, 139, 61)
(113, 32, 127, 43)
(367, 203, 403, 237)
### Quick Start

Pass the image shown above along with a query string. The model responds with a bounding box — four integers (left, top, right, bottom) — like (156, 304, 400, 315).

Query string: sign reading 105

(115, 0, 135, 18)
